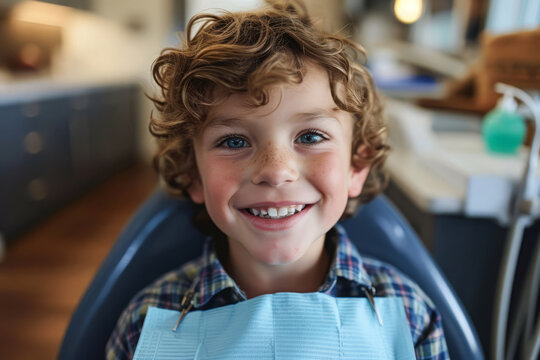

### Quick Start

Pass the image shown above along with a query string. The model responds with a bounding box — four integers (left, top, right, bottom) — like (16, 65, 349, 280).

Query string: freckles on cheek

(202, 159, 243, 211)
(205, 160, 239, 183)
(308, 155, 345, 188)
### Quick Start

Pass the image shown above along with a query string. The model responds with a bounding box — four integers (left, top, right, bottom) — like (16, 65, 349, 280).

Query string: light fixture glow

(394, 0, 423, 24)
(11, 1, 72, 27)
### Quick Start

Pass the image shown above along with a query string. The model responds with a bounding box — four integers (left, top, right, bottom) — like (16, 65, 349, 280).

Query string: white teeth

(247, 204, 307, 219)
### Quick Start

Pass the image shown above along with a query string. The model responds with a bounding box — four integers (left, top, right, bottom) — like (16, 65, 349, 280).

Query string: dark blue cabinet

(0, 84, 138, 241)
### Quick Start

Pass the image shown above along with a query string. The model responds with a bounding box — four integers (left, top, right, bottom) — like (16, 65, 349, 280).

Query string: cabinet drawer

(0, 84, 139, 240)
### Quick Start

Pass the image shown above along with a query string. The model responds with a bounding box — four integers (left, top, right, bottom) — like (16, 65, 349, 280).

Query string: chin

(255, 246, 304, 266)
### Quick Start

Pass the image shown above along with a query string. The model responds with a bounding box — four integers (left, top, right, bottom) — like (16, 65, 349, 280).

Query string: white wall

(90, 0, 175, 163)
(185, 0, 345, 33)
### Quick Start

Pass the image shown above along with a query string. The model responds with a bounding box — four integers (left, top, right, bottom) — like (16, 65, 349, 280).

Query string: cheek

(305, 153, 350, 226)
(200, 159, 243, 211)
(305, 153, 350, 193)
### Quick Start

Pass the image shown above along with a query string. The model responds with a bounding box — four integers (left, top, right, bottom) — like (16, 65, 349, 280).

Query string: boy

(107, 1, 449, 359)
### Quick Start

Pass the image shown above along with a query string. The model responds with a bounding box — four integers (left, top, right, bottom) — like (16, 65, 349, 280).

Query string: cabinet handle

(27, 178, 48, 201)
(72, 96, 90, 110)
(21, 103, 40, 118)
(24, 131, 43, 154)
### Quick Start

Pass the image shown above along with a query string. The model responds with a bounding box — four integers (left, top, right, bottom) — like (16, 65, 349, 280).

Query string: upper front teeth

(249, 205, 306, 219)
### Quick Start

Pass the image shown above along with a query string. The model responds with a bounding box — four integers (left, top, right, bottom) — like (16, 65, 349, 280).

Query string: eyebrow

(205, 107, 343, 129)
(294, 108, 342, 121)
(204, 116, 246, 129)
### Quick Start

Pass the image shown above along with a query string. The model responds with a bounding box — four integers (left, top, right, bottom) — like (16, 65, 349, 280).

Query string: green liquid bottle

(482, 95, 526, 155)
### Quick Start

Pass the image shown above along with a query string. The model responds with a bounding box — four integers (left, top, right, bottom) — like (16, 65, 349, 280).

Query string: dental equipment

(491, 83, 540, 360)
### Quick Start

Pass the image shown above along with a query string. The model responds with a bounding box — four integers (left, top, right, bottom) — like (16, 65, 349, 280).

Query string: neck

(224, 237, 330, 299)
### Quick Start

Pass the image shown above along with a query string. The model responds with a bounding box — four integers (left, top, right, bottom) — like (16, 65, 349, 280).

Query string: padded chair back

(59, 190, 484, 360)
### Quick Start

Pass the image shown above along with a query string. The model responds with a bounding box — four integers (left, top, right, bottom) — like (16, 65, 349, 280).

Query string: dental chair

(58, 189, 484, 359)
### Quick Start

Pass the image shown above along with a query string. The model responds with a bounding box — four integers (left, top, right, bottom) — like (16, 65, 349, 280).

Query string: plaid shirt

(106, 225, 449, 359)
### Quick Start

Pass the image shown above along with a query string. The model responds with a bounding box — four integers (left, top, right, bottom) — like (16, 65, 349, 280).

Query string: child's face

(189, 64, 369, 267)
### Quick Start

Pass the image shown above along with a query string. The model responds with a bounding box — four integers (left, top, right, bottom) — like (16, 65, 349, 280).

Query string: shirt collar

(321, 224, 373, 290)
(192, 225, 372, 307)
(192, 238, 245, 308)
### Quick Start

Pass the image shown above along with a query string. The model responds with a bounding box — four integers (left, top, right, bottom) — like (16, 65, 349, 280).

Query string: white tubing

(506, 233, 540, 359)
(522, 239, 540, 357)
(492, 216, 527, 360)
(494, 83, 540, 200)
(506, 273, 528, 359)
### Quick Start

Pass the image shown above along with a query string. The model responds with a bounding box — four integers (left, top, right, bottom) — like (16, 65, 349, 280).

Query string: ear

(186, 176, 205, 204)
(347, 145, 372, 198)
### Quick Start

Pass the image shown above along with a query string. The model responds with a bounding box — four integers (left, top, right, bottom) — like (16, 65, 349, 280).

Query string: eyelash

(296, 129, 329, 145)
(216, 134, 250, 149)
(215, 129, 329, 149)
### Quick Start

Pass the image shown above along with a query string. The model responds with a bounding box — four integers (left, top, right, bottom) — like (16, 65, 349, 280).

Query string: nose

(250, 142, 299, 186)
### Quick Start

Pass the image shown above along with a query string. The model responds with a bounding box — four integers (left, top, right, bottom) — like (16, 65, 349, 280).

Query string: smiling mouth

(245, 204, 307, 219)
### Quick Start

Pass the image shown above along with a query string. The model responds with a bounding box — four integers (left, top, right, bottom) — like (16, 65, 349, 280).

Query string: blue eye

(297, 132, 325, 144)
(223, 136, 248, 149)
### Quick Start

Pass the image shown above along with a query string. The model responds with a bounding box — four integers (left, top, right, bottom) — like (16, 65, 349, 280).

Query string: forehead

(204, 64, 347, 127)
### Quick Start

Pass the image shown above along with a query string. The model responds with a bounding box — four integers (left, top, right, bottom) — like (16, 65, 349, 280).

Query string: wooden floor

(0, 164, 157, 359)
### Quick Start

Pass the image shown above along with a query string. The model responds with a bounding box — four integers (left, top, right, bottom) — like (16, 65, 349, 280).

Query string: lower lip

(240, 205, 313, 231)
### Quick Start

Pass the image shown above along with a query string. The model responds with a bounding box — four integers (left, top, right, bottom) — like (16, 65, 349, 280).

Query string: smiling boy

(188, 65, 368, 298)
(106, 1, 449, 359)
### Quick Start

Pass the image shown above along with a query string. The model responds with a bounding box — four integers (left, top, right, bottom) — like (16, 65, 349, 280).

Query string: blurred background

(0, 0, 538, 359)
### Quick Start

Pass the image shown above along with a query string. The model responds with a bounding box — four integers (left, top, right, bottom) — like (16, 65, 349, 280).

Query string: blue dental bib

(134, 292, 415, 359)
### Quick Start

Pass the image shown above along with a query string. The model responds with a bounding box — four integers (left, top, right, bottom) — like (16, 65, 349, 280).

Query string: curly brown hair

(149, 0, 389, 220)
